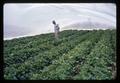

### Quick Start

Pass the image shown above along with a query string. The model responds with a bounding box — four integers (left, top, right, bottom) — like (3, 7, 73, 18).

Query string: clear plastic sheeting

(4, 3, 116, 40)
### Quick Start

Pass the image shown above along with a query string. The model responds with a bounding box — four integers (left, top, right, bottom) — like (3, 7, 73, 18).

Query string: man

(52, 20, 60, 40)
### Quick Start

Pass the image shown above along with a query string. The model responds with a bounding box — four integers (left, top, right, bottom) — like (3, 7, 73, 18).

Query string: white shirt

(54, 24, 59, 33)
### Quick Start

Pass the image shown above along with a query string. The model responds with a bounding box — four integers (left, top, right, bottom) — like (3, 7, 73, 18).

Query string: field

(4, 29, 116, 80)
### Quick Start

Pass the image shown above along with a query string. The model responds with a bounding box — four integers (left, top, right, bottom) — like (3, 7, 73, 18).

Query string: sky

(4, 3, 116, 40)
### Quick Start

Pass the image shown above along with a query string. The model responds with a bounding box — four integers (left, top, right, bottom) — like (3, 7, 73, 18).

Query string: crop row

(73, 30, 115, 80)
(30, 31, 103, 80)
(4, 30, 90, 79)
(4, 30, 87, 67)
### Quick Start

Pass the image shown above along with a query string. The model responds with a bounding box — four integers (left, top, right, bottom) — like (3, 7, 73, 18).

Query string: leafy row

(73, 30, 115, 80)
(4, 30, 87, 67)
(4, 30, 89, 79)
(30, 31, 102, 80)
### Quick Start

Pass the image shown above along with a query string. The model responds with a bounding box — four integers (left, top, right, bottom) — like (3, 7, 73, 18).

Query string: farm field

(4, 29, 116, 80)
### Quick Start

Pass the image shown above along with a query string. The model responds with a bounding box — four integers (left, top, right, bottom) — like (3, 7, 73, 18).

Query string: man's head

(52, 20, 56, 25)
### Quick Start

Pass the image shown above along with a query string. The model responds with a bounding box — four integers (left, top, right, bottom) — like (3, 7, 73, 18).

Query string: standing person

(52, 20, 60, 40)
